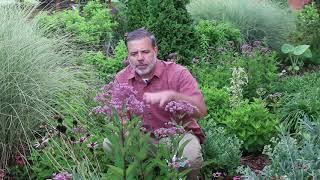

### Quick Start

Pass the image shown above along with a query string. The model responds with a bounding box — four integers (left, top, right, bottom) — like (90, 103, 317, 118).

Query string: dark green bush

(126, 0, 149, 31)
(147, 0, 198, 65)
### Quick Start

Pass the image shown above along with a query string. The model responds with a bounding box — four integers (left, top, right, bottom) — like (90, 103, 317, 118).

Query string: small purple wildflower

(79, 137, 87, 143)
(241, 44, 252, 55)
(260, 47, 269, 54)
(233, 176, 241, 180)
(72, 127, 87, 134)
(213, 171, 223, 178)
(87, 142, 98, 149)
(253, 40, 262, 47)
(52, 171, 72, 180)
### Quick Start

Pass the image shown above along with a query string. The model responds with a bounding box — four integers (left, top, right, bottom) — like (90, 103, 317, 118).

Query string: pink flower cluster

(153, 122, 185, 139)
(165, 101, 197, 117)
(167, 155, 191, 169)
(93, 82, 145, 117)
(52, 171, 72, 180)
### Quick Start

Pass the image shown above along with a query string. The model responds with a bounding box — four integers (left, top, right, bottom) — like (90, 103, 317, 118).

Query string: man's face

(127, 37, 157, 79)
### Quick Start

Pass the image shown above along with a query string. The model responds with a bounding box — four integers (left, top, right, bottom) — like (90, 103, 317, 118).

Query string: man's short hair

(125, 28, 157, 47)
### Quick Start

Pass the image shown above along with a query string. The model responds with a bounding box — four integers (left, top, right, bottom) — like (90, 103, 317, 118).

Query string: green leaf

(293, 45, 310, 56)
(107, 165, 124, 177)
(281, 43, 294, 54)
(303, 49, 312, 58)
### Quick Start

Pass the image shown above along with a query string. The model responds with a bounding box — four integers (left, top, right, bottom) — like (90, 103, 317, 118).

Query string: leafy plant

(82, 40, 126, 82)
(187, 0, 296, 49)
(202, 121, 242, 176)
(126, 0, 150, 31)
(289, 2, 320, 64)
(281, 43, 312, 72)
(194, 20, 243, 59)
(240, 117, 320, 179)
(36, 0, 117, 49)
(223, 99, 278, 153)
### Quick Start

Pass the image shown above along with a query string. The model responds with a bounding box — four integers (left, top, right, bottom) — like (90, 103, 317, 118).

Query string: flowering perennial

(165, 100, 197, 118)
(167, 155, 191, 169)
(154, 122, 185, 139)
(52, 171, 72, 180)
(93, 82, 144, 118)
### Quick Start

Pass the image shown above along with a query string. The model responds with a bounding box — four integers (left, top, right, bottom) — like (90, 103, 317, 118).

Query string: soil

(240, 154, 270, 171)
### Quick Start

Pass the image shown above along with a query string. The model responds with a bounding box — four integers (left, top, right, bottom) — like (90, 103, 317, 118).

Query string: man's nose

(137, 52, 144, 61)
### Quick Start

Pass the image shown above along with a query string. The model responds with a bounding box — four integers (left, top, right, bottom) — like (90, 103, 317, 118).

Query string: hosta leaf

(281, 43, 294, 54)
(303, 48, 312, 58)
(293, 45, 310, 56)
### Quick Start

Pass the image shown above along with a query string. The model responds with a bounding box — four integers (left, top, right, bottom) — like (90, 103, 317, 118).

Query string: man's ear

(153, 46, 158, 55)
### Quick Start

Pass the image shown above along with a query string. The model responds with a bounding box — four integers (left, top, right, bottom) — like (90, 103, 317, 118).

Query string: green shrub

(290, 3, 320, 64)
(147, 0, 198, 65)
(194, 20, 243, 59)
(223, 99, 278, 152)
(82, 40, 126, 81)
(202, 121, 242, 175)
(238, 48, 278, 98)
(200, 86, 230, 122)
(272, 72, 320, 132)
(126, 0, 150, 31)
(187, 0, 296, 49)
(0, 5, 82, 169)
(36, 1, 117, 49)
(190, 63, 232, 88)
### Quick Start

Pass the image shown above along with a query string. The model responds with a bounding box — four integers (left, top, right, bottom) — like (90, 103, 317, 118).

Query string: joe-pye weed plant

(0, 5, 82, 170)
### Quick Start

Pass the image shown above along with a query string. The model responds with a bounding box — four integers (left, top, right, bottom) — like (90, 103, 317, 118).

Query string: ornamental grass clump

(187, 0, 296, 49)
(0, 5, 80, 169)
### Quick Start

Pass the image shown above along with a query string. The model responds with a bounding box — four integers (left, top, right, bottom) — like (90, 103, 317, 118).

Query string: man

(107, 28, 207, 179)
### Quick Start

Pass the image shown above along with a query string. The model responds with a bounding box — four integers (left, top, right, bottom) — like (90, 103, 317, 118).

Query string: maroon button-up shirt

(115, 60, 205, 143)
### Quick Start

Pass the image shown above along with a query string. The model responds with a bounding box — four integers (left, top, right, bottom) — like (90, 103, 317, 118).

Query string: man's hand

(143, 90, 176, 107)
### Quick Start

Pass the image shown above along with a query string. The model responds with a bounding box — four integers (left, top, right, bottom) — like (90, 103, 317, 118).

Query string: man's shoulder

(115, 65, 131, 83)
(161, 61, 188, 75)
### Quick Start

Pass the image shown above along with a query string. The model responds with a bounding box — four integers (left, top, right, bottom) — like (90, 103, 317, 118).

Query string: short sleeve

(177, 69, 205, 102)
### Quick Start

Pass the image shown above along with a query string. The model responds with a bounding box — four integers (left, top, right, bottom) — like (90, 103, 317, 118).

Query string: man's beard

(131, 56, 157, 77)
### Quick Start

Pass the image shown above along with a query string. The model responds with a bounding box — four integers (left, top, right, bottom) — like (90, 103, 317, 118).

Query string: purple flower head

(253, 40, 262, 47)
(165, 101, 197, 118)
(79, 137, 87, 143)
(153, 122, 185, 139)
(260, 47, 269, 54)
(212, 172, 223, 178)
(233, 176, 241, 180)
(93, 82, 145, 118)
(72, 127, 87, 134)
(87, 142, 98, 149)
(241, 44, 252, 55)
(52, 171, 72, 180)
